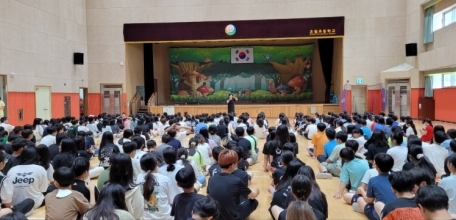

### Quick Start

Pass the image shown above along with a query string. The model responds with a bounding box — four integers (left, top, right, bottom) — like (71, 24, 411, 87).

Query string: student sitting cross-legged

(333, 148, 369, 201)
(349, 153, 397, 220)
(45, 167, 95, 220)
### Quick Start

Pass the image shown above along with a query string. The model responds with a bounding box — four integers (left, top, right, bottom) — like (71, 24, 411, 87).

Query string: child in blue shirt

(351, 153, 397, 219)
(333, 148, 369, 201)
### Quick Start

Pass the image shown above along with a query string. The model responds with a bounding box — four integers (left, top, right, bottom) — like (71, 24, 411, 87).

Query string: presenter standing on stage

(227, 94, 238, 114)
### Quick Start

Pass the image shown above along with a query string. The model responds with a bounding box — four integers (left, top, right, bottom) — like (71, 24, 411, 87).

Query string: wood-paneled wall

(148, 104, 340, 118)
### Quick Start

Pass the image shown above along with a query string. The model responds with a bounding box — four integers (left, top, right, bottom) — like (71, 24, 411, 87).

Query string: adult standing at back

(0, 97, 5, 117)
(226, 94, 238, 114)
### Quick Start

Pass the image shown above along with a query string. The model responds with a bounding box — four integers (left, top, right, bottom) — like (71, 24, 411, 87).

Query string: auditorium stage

(148, 104, 340, 118)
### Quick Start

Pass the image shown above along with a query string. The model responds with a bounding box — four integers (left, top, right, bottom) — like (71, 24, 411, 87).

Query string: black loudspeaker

(74, 53, 84, 65)
(405, 43, 417, 57)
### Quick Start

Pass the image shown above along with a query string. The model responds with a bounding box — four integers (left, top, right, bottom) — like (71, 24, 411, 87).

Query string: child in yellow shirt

(310, 123, 328, 158)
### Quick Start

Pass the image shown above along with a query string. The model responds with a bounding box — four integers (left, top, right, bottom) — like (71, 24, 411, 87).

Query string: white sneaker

(316, 172, 333, 179)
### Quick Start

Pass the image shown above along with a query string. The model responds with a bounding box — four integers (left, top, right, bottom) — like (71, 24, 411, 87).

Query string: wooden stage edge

(148, 104, 340, 118)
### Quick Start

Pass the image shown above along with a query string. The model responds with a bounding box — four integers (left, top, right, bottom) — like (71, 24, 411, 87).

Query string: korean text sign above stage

(170, 45, 314, 103)
(123, 17, 344, 42)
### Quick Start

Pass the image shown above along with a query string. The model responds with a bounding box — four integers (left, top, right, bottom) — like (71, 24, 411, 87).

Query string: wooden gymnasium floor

(29, 120, 456, 220)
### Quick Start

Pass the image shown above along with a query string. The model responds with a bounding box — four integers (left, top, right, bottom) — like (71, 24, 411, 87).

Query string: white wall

(0, 0, 88, 92)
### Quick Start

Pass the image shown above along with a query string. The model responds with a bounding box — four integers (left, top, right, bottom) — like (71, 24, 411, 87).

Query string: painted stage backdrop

(169, 45, 314, 103)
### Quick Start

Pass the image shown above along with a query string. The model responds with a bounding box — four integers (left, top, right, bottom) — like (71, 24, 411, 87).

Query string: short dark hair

(11, 138, 27, 151)
(316, 123, 326, 132)
(192, 197, 220, 219)
(72, 157, 90, 177)
(167, 129, 176, 138)
(374, 153, 394, 173)
(415, 185, 449, 212)
(47, 126, 56, 135)
(161, 134, 171, 144)
(235, 127, 244, 136)
(388, 171, 415, 193)
(339, 147, 355, 161)
(0, 117, 7, 123)
(212, 146, 224, 162)
(434, 131, 447, 144)
(345, 140, 359, 152)
(325, 128, 336, 140)
(335, 131, 348, 142)
(122, 142, 137, 154)
(246, 126, 254, 135)
(175, 167, 196, 189)
(123, 129, 133, 139)
(21, 129, 33, 139)
(53, 167, 75, 187)
(146, 140, 157, 148)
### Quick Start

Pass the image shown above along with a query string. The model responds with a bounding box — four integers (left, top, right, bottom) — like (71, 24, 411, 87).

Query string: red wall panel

(367, 89, 382, 114)
(51, 93, 80, 118)
(410, 88, 424, 119)
(7, 92, 36, 126)
(434, 88, 456, 122)
(87, 93, 101, 116)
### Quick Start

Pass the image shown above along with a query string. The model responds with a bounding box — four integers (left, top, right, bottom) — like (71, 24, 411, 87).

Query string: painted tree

(170, 61, 213, 92)
(268, 55, 308, 84)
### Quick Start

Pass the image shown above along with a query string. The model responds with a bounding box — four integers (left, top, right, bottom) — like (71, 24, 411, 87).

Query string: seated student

(116, 129, 133, 153)
(270, 175, 326, 220)
(262, 130, 276, 172)
(108, 153, 144, 219)
(208, 149, 259, 220)
(270, 151, 294, 188)
(21, 129, 35, 148)
(309, 123, 328, 159)
(0, 151, 33, 215)
(438, 153, 456, 215)
(379, 171, 423, 220)
(236, 127, 255, 165)
(269, 159, 303, 211)
(82, 183, 135, 220)
(122, 142, 142, 180)
(351, 128, 367, 153)
(8, 147, 48, 210)
(136, 153, 174, 220)
(189, 197, 220, 220)
(159, 147, 185, 200)
(316, 131, 348, 179)
(423, 131, 449, 175)
(208, 125, 222, 146)
(40, 126, 57, 147)
(177, 148, 205, 190)
(415, 185, 456, 220)
(244, 127, 259, 162)
(45, 167, 94, 220)
(360, 119, 372, 139)
(351, 153, 397, 219)
(297, 166, 328, 219)
(208, 146, 224, 178)
(333, 148, 369, 201)
(387, 131, 408, 172)
(171, 167, 206, 220)
(402, 144, 437, 179)
(131, 136, 146, 160)
(317, 128, 337, 163)
(71, 157, 100, 202)
(2, 138, 27, 175)
(49, 134, 66, 161)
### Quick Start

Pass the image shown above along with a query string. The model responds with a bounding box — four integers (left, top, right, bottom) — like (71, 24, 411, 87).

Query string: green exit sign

(356, 78, 364, 84)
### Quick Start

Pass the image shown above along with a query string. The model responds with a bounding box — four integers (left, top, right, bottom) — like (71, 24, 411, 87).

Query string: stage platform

(148, 104, 340, 117)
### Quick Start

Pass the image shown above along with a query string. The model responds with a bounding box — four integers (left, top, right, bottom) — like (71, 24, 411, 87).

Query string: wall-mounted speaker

(74, 52, 84, 65)
(405, 43, 417, 57)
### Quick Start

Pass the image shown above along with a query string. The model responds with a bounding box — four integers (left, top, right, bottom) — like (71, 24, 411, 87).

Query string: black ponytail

(140, 153, 158, 200)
